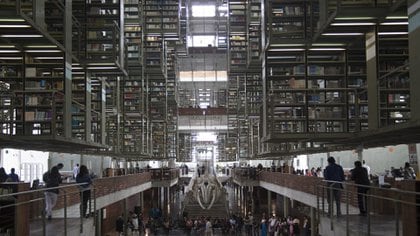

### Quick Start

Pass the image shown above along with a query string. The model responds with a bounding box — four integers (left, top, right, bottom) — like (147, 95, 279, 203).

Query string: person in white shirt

(73, 164, 79, 179)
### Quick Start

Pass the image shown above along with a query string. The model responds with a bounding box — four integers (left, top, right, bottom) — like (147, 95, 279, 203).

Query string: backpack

(43, 171, 50, 183)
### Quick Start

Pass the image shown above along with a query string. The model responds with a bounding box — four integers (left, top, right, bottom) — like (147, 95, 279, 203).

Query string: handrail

(0, 182, 89, 199)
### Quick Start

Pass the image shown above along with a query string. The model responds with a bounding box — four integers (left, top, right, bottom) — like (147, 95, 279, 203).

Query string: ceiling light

(335, 17, 375, 20)
(268, 48, 305, 52)
(380, 22, 408, 25)
(0, 25, 31, 28)
(87, 67, 118, 70)
(312, 43, 345, 46)
(309, 48, 346, 51)
(33, 56, 63, 59)
(26, 45, 58, 48)
(378, 32, 408, 35)
(0, 34, 42, 38)
(26, 50, 62, 53)
(0, 18, 25, 22)
(270, 44, 304, 47)
(0, 50, 20, 53)
(331, 22, 375, 26)
(386, 16, 408, 19)
(0, 45, 15, 48)
(322, 33, 364, 36)
(0, 57, 22, 60)
(87, 63, 114, 66)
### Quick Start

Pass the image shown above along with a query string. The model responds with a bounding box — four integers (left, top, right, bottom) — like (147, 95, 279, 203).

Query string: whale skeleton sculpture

(192, 172, 225, 210)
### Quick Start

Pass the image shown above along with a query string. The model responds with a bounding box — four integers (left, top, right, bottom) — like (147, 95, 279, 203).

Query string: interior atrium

(0, 0, 419, 235)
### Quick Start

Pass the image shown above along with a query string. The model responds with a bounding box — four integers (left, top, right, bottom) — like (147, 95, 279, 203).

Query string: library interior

(0, 0, 419, 235)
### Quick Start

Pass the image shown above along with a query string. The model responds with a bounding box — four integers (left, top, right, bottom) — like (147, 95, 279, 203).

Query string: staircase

(183, 202, 228, 219)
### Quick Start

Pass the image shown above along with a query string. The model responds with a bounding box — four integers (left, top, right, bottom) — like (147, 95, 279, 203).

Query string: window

(187, 35, 217, 47)
(192, 5, 216, 17)
(179, 70, 227, 82)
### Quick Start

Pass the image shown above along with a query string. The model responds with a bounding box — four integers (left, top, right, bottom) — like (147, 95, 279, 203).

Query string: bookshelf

(247, 0, 262, 66)
(347, 48, 368, 132)
(377, 29, 410, 127)
(229, 0, 247, 71)
(86, 0, 124, 68)
(269, 1, 307, 42)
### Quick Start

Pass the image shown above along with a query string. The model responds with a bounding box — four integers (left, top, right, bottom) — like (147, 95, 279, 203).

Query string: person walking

(350, 161, 370, 216)
(76, 165, 92, 218)
(43, 166, 62, 220)
(323, 156, 345, 216)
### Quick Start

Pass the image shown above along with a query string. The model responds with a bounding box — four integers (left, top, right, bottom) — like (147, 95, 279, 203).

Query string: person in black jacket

(44, 166, 62, 220)
(323, 156, 345, 216)
(350, 161, 370, 216)
(76, 165, 92, 218)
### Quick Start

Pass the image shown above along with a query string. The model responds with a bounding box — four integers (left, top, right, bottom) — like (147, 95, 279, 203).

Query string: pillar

(63, 0, 73, 138)
(366, 28, 379, 129)
(408, 0, 420, 120)
(267, 190, 271, 216)
(310, 207, 315, 236)
(283, 196, 289, 217)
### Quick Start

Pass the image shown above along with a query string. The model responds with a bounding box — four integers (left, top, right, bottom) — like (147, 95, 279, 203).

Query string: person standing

(8, 168, 19, 182)
(403, 162, 416, 179)
(44, 166, 62, 220)
(362, 160, 371, 179)
(76, 165, 92, 218)
(0, 167, 8, 182)
(73, 164, 79, 179)
(116, 215, 124, 236)
(350, 161, 370, 216)
(323, 156, 345, 216)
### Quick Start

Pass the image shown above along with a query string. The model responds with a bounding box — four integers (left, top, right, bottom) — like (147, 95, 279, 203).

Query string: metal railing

(0, 182, 96, 236)
(317, 179, 420, 236)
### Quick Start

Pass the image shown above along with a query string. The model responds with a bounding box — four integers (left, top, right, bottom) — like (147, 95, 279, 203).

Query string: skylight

(192, 5, 216, 17)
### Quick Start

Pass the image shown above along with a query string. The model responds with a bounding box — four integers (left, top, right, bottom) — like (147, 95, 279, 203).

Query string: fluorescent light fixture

(322, 33, 364, 36)
(386, 16, 408, 19)
(268, 48, 305, 51)
(0, 34, 42, 38)
(26, 50, 62, 53)
(87, 63, 114, 66)
(335, 17, 375, 20)
(0, 25, 31, 28)
(0, 57, 22, 60)
(0, 45, 15, 48)
(0, 18, 25, 22)
(33, 56, 63, 59)
(331, 22, 375, 26)
(26, 45, 58, 48)
(270, 44, 304, 47)
(87, 66, 118, 69)
(312, 43, 345, 46)
(380, 22, 408, 25)
(0, 50, 20, 53)
(309, 48, 346, 51)
(378, 32, 408, 35)
(267, 56, 297, 59)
